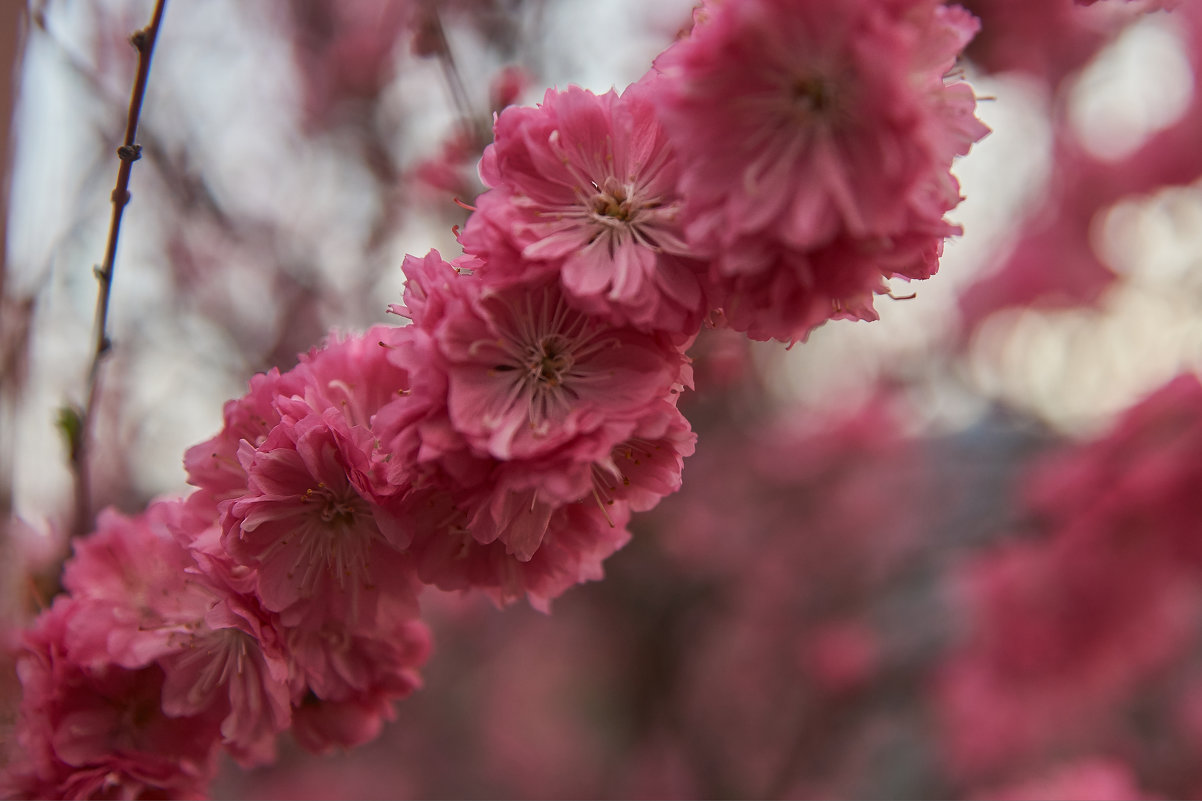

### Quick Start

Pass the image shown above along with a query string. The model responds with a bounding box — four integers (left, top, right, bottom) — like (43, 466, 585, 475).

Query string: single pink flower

(157, 595, 293, 767)
(654, 0, 986, 342)
(60, 502, 209, 669)
(433, 270, 689, 461)
(590, 400, 697, 514)
(378, 258, 693, 570)
(459, 81, 706, 334)
(223, 410, 418, 629)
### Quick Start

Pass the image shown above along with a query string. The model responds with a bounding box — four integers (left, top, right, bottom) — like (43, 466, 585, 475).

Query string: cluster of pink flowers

(938, 375, 1202, 796)
(461, 0, 987, 343)
(2, 0, 984, 797)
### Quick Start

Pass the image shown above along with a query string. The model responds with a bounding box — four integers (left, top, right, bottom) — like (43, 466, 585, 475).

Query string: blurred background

(3, 0, 1202, 797)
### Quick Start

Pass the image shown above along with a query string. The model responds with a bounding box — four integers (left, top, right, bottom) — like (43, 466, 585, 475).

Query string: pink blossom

(958, 0, 1123, 86)
(458, 82, 706, 334)
(60, 503, 207, 669)
(222, 410, 418, 629)
(157, 595, 293, 767)
(411, 128, 485, 200)
(799, 620, 880, 695)
(295, 325, 416, 431)
(654, 0, 986, 342)
(972, 757, 1153, 801)
(286, 0, 412, 130)
(374, 258, 693, 595)
(286, 618, 430, 753)
(185, 326, 411, 508)
(936, 536, 1201, 780)
(289, 694, 394, 755)
(589, 400, 696, 514)
(430, 269, 689, 461)
(184, 366, 307, 501)
(59, 500, 296, 766)
(937, 376, 1202, 781)
(457, 401, 693, 559)
(287, 618, 428, 704)
(959, 6, 1202, 328)
(403, 490, 632, 610)
(1, 598, 224, 800)
(389, 248, 466, 328)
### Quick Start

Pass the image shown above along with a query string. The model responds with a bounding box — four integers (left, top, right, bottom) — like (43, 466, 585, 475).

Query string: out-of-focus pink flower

(489, 64, 532, 113)
(1024, 374, 1202, 569)
(937, 375, 1202, 782)
(459, 82, 706, 334)
(287, 0, 412, 129)
(59, 501, 295, 767)
(800, 620, 880, 695)
(636, 396, 930, 795)
(958, 3, 1202, 328)
(412, 128, 486, 200)
(654, 0, 986, 342)
(1, 598, 224, 800)
(937, 534, 1200, 780)
(972, 757, 1153, 800)
(959, 0, 1127, 86)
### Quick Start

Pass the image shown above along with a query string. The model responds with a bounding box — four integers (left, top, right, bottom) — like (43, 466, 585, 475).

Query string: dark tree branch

(71, 0, 167, 537)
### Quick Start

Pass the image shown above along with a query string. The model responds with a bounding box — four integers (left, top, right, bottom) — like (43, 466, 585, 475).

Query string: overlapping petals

(654, 0, 986, 342)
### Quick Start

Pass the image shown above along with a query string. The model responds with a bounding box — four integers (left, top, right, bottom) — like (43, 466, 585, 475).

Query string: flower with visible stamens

(372, 256, 691, 600)
(222, 410, 417, 630)
(459, 81, 706, 335)
(157, 576, 293, 767)
(433, 270, 689, 462)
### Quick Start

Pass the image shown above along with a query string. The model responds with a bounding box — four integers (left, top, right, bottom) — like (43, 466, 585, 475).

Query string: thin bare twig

(418, 0, 490, 149)
(70, 0, 167, 536)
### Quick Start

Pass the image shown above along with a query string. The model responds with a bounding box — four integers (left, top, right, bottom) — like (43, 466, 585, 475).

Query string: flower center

(790, 74, 835, 116)
(591, 183, 632, 222)
(304, 483, 366, 529)
(479, 289, 618, 433)
(532, 337, 572, 387)
(288, 481, 377, 593)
